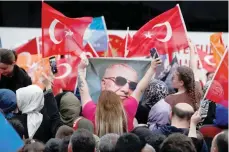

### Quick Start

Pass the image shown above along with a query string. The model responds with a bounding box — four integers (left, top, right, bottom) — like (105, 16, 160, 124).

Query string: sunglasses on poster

(104, 76, 138, 91)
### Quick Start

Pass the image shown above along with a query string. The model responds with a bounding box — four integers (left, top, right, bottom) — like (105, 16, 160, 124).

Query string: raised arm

(131, 57, 162, 102)
(188, 111, 201, 138)
(188, 40, 200, 81)
(78, 56, 92, 107)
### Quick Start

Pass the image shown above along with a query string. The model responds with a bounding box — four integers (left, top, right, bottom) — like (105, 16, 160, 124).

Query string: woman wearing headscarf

(14, 85, 45, 139)
(0, 89, 17, 119)
(12, 77, 63, 143)
(144, 80, 171, 131)
(135, 79, 169, 124)
(55, 92, 81, 127)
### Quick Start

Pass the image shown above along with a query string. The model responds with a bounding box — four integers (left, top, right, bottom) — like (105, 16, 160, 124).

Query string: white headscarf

(16, 85, 44, 138)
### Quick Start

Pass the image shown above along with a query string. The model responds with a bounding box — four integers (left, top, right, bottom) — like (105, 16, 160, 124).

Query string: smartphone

(150, 48, 159, 59)
(49, 56, 58, 74)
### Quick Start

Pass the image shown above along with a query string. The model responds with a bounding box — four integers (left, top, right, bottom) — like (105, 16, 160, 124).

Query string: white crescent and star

(55, 63, 72, 79)
(144, 21, 173, 42)
(204, 55, 216, 67)
(49, 19, 63, 44)
(49, 19, 74, 44)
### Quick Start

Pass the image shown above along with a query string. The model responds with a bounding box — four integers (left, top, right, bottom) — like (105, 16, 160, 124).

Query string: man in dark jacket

(0, 48, 32, 92)
(154, 103, 194, 136)
(154, 103, 208, 152)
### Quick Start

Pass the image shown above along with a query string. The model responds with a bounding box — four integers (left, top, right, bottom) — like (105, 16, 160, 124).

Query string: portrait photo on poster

(86, 58, 152, 102)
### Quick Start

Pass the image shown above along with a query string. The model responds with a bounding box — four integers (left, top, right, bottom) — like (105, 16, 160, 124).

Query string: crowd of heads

(0, 48, 228, 152)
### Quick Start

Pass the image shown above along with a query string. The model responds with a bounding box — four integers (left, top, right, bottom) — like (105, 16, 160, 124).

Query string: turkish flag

(196, 48, 216, 72)
(53, 56, 80, 92)
(127, 4, 189, 62)
(205, 51, 228, 107)
(42, 2, 92, 58)
(15, 37, 40, 55)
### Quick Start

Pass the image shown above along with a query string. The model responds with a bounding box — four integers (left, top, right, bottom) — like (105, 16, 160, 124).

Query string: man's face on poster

(101, 64, 138, 100)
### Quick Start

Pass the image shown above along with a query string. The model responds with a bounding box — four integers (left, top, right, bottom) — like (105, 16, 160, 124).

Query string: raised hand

(150, 55, 162, 70)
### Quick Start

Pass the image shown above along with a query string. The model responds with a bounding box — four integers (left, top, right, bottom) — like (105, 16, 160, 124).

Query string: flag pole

(210, 41, 224, 59)
(124, 27, 129, 58)
(101, 16, 109, 52)
(88, 42, 99, 57)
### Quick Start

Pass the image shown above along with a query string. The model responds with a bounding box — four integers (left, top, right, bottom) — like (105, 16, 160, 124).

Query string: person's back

(160, 133, 196, 152)
(68, 128, 95, 152)
(0, 48, 32, 92)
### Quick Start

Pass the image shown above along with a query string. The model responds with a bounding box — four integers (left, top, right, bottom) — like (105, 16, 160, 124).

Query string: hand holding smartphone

(150, 48, 159, 59)
(49, 56, 58, 74)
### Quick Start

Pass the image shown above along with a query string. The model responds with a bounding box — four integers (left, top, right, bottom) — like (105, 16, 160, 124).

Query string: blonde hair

(95, 90, 128, 137)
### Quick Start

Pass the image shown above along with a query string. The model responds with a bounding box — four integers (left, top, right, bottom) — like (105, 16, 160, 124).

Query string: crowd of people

(0, 47, 228, 152)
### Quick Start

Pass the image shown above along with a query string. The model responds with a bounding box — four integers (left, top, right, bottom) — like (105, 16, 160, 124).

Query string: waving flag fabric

(205, 50, 228, 107)
(15, 37, 40, 55)
(210, 32, 226, 67)
(42, 2, 92, 57)
(83, 16, 108, 52)
(127, 4, 189, 63)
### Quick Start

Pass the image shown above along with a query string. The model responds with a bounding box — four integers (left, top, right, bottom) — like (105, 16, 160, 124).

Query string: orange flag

(17, 53, 51, 89)
(210, 33, 226, 66)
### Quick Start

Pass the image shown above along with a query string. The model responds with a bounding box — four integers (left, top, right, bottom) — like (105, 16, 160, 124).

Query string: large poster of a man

(86, 58, 152, 101)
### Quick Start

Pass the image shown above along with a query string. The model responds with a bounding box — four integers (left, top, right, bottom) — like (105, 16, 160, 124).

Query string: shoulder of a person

(14, 65, 27, 75)
(164, 94, 172, 101)
(15, 65, 31, 78)
(11, 113, 27, 123)
(125, 96, 138, 104)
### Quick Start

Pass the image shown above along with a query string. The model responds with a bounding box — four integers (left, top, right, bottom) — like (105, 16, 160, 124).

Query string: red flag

(196, 48, 216, 72)
(127, 4, 188, 62)
(42, 2, 92, 58)
(84, 43, 99, 58)
(53, 56, 80, 92)
(96, 34, 123, 57)
(108, 34, 124, 57)
(15, 37, 40, 55)
(205, 50, 228, 107)
(118, 34, 132, 57)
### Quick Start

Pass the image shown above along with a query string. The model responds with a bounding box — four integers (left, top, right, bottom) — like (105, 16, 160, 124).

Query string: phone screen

(49, 57, 58, 74)
(150, 48, 159, 59)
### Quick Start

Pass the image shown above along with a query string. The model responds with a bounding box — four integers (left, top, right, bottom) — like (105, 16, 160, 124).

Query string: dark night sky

(0, 1, 228, 32)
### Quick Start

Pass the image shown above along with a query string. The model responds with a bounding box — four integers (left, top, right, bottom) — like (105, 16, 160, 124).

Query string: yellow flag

(210, 32, 226, 66)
